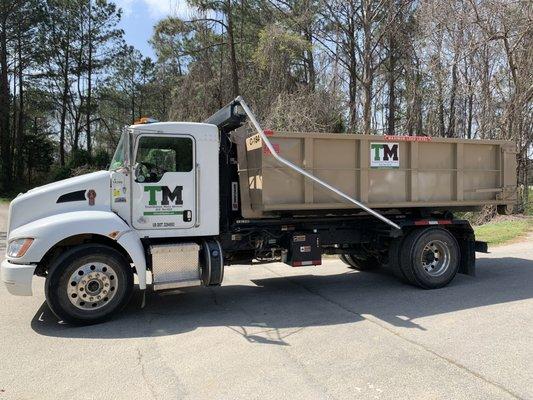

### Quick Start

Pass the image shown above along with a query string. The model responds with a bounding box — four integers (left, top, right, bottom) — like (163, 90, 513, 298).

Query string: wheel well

(36, 234, 134, 276)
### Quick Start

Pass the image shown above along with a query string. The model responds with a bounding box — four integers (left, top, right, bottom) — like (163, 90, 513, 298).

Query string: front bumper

(1, 259, 36, 296)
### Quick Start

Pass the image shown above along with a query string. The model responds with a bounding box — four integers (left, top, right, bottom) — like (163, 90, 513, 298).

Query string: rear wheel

(45, 244, 134, 325)
(399, 228, 460, 289)
(339, 253, 379, 271)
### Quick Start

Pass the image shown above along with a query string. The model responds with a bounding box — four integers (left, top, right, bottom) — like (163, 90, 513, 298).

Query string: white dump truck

(1, 97, 517, 324)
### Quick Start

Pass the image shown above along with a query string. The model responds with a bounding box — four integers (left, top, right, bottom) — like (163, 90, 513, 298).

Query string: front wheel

(45, 244, 134, 325)
(399, 228, 460, 289)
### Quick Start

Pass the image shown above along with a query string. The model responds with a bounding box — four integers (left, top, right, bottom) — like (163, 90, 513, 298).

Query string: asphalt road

(1, 206, 532, 400)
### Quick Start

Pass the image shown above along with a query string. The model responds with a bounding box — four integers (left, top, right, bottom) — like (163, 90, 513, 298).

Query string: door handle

(195, 163, 200, 227)
(183, 210, 193, 222)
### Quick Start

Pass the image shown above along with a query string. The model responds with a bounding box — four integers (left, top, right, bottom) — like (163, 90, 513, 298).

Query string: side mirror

(134, 163, 146, 183)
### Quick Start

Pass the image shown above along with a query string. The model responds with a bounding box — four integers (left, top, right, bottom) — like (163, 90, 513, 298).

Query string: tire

(45, 244, 134, 325)
(399, 228, 460, 289)
(339, 254, 351, 266)
(339, 254, 379, 271)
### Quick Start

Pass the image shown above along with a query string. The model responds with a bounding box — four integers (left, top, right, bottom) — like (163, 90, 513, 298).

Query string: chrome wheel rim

(67, 262, 118, 310)
(420, 240, 450, 277)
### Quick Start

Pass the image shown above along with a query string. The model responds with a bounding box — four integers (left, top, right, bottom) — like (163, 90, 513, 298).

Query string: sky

(115, 0, 194, 59)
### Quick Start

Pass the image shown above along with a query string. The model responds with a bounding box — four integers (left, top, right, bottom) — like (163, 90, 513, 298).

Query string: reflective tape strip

(293, 260, 321, 267)
(414, 220, 452, 226)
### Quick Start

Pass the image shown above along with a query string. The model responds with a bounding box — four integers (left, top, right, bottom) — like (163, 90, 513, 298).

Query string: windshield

(109, 131, 128, 171)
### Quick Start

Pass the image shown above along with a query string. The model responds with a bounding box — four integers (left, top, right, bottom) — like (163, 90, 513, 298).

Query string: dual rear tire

(339, 253, 379, 271)
(397, 228, 460, 289)
(341, 228, 460, 289)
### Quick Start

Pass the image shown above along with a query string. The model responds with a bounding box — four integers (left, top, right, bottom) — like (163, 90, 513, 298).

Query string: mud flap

(475, 241, 488, 253)
(458, 236, 476, 276)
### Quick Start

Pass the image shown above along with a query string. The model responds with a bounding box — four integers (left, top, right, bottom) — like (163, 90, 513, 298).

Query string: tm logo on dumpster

(370, 143, 399, 168)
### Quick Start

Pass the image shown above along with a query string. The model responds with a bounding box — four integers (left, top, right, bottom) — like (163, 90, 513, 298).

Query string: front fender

(7, 211, 147, 290)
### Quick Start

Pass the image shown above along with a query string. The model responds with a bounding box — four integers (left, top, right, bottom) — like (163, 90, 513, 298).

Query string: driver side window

(135, 135, 193, 183)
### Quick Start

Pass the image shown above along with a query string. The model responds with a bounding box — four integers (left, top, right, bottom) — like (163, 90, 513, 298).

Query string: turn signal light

(7, 238, 34, 258)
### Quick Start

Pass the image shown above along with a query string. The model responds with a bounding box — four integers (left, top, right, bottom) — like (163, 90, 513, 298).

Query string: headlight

(7, 238, 34, 258)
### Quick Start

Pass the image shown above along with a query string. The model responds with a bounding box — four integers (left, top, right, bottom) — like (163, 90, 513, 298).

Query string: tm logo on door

(143, 186, 184, 216)
(370, 143, 399, 168)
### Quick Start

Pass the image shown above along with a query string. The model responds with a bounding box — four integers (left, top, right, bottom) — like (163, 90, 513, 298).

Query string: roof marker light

(134, 117, 159, 125)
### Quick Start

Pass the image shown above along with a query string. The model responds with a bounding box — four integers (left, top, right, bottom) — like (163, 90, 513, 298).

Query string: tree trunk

(131, 70, 136, 124)
(348, 31, 357, 131)
(387, 32, 396, 136)
(59, 30, 71, 167)
(86, 0, 92, 154)
(12, 48, 17, 169)
(16, 28, 24, 179)
(226, 0, 239, 98)
(0, 21, 12, 190)
(362, 0, 373, 135)
(305, 30, 315, 91)
(437, 78, 445, 137)
(464, 58, 473, 139)
(480, 46, 491, 139)
(446, 60, 457, 138)
(73, 10, 85, 152)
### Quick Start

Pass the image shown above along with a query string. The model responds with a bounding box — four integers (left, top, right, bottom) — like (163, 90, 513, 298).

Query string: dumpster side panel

(237, 131, 517, 218)
(312, 139, 359, 203)
(463, 144, 499, 201)
(418, 142, 455, 202)
(262, 137, 305, 207)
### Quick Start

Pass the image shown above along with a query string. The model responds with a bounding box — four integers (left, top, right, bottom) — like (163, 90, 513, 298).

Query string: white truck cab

(2, 121, 221, 324)
(110, 122, 219, 238)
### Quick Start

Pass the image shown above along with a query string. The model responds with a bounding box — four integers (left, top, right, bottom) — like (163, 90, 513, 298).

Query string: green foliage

(474, 219, 532, 246)
(49, 148, 110, 183)
(67, 149, 92, 170)
(93, 148, 111, 170)
(254, 26, 311, 71)
(264, 90, 345, 133)
(50, 165, 73, 182)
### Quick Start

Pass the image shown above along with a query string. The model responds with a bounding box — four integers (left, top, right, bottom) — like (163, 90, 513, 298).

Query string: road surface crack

(136, 347, 159, 400)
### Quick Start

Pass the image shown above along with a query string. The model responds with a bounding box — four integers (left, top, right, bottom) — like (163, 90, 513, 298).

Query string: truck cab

(109, 122, 219, 238)
(2, 121, 224, 324)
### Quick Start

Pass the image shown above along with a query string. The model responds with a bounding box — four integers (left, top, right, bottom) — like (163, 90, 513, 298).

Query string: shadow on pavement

(31, 256, 533, 342)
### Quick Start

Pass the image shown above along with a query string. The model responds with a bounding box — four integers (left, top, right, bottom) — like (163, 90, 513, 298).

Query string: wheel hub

(67, 262, 118, 310)
(420, 240, 450, 277)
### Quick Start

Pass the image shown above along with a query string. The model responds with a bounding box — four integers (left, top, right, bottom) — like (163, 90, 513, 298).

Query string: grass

(0, 197, 11, 205)
(474, 218, 532, 246)
(468, 186, 532, 246)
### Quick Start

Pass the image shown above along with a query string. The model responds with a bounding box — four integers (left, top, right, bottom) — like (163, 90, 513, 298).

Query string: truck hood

(7, 171, 112, 237)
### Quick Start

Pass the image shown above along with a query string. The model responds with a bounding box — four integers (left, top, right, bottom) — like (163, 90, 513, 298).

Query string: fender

(7, 210, 147, 290)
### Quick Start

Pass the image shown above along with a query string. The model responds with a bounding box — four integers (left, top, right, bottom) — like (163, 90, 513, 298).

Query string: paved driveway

(1, 204, 532, 399)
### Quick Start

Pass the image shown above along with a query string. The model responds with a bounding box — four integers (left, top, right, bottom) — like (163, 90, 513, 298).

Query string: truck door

(132, 134, 196, 230)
